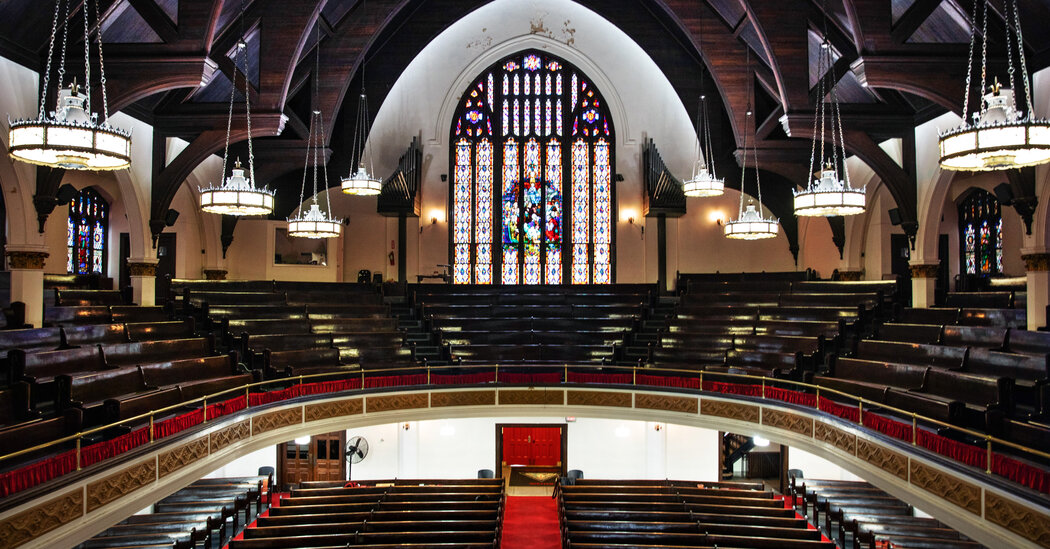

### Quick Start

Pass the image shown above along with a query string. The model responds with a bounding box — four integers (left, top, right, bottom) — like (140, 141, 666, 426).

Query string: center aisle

(500, 496, 561, 549)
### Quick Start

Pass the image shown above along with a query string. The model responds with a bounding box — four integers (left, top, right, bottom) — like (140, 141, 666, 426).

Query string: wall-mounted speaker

(993, 182, 1014, 205)
(888, 208, 902, 226)
(55, 184, 78, 204)
(164, 209, 180, 227)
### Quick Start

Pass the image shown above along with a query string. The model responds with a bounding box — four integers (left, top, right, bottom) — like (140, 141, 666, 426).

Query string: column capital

(203, 269, 228, 281)
(5, 250, 49, 270)
(127, 257, 159, 277)
(1022, 253, 1050, 272)
(909, 263, 940, 278)
(837, 270, 864, 281)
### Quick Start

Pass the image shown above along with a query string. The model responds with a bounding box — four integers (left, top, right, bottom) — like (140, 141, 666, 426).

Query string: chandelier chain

(1010, 0, 1033, 117)
(240, 0, 257, 189)
(315, 34, 334, 216)
(92, 0, 110, 124)
(962, 0, 977, 118)
(38, 0, 63, 119)
(832, 68, 850, 188)
(979, 0, 987, 118)
(82, 0, 91, 117)
(57, 0, 71, 94)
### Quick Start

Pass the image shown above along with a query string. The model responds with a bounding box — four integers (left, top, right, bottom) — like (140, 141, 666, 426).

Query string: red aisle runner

(501, 496, 561, 549)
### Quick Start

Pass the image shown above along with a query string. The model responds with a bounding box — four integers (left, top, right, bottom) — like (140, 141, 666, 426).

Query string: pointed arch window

(67, 187, 108, 275)
(959, 188, 1002, 276)
(450, 51, 615, 284)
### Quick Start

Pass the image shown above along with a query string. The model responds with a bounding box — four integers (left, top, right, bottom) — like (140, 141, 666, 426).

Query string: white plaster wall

(789, 447, 863, 481)
(204, 446, 276, 479)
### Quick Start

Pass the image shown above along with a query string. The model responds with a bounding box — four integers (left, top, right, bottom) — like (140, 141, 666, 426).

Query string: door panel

(501, 426, 562, 466)
(278, 431, 346, 487)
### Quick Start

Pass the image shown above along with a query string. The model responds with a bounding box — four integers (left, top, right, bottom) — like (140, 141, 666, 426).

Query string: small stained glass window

(958, 188, 1002, 276)
(67, 187, 108, 275)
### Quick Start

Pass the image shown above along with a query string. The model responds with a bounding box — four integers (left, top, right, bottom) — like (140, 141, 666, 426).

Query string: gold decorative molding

(252, 408, 302, 435)
(635, 394, 697, 414)
(856, 438, 907, 480)
(87, 460, 157, 512)
(985, 492, 1050, 546)
(5, 250, 48, 270)
(203, 269, 228, 280)
(910, 263, 940, 278)
(814, 423, 856, 454)
(498, 389, 563, 405)
(910, 462, 981, 515)
(701, 400, 759, 423)
(126, 262, 157, 277)
(1022, 253, 1050, 272)
(366, 393, 428, 413)
(0, 489, 82, 548)
(159, 438, 208, 478)
(762, 409, 813, 437)
(837, 270, 864, 281)
(431, 390, 495, 407)
(210, 420, 251, 453)
(567, 390, 632, 408)
(305, 398, 363, 422)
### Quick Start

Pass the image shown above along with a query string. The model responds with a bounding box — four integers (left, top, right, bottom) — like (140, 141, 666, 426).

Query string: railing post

(202, 398, 208, 423)
(857, 401, 863, 426)
(699, 370, 703, 390)
(149, 414, 155, 443)
(632, 367, 637, 385)
(986, 438, 993, 474)
(815, 387, 820, 410)
(912, 414, 917, 445)
(245, 385, 250, 408)
(427, 362, 431, 385)
(564, 364, 568, 384)
(761, 378, 766, 398)
(495, 364, 499, 384)
(360, 368, 365, 388)
(75, 436, 81, 471)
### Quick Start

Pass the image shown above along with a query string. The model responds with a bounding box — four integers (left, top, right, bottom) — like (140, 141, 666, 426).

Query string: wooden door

(501, 426, 562, 466)
(278, 431, 346, 488)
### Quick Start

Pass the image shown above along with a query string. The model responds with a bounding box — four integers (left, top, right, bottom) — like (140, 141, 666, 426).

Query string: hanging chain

(962, 0, 978, 118)
(297, 108, 312, 208)
(694, 94, 703, 173)
(82, 0, 91, 117)
(39, 0, 63, 118)
(738, 50, 749, 217)
(219, 42, 238, 186)
(979, 0, 988, 117)
(57, 0, 71, 95)
(1010, 0, 1034, 119)
(93, 0, 111, 124)
(237, 0, 257, 188)
(1004, 0, 1016, 107)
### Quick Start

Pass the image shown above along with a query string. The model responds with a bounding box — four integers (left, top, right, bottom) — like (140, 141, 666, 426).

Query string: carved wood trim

(814, 423, 856, 454)
(635, 393, 698, 414)
(910, 462, 981, 515)
(700, 400, 760, 423)
(762, 409, 813, 437)
(158, 438, 209, 478)
(566, 390, 632, 407)
(365, 393, 428, 413)
(498, 389, 564, 405)
(431, 390, 496, 407)
(855, 438, 907, 480)
(251, 408, 302, 436)
(0, 489, 82, 548)
(210, 420, 251, 453)
(5, 251, 48, 269)
(985, 492, 1050, 546)
(1022, 253, 1050, 272)
(126, 262, 158, 277)
(305, 398, 363, 422)
(87, 460, 157, 512)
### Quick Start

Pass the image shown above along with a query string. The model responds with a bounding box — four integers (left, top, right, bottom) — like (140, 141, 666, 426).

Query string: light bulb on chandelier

(8, 0, 131, 171)
(724, 54, 778, 241)
(939, 0, 1050, 171)
(683, 46, 723, 198)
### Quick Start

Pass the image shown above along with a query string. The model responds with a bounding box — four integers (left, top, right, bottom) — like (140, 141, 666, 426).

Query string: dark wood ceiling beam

(255, 0, 324, 111)
(850, 55, 967, 113)
(739, 0, 812, 110)
(209, 53, 260, 105)
(126, 0, 179, 43)
(282, 106, 310, 140)
(890, 0, 941, 44)
(103, 55, 219, 112)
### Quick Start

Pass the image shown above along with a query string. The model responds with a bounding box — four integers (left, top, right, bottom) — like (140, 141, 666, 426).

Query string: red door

(502, 426, 562, 466)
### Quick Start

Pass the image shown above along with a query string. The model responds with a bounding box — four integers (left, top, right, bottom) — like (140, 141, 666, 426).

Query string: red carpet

(225, 492, 287, 547)
(501, 496, 561, 549)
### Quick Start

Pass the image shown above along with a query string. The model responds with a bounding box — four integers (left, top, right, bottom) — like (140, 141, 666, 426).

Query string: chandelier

(341, 88, 382, 196)
(684, 93, 724, 197)
(199, 1, 273, 216)
(288, 27, 341, 239)
(939, 0, 1050, 171)
(725, 93, 777, 240)
(793, 30, 865, 217)
(8, 0, 131, 171)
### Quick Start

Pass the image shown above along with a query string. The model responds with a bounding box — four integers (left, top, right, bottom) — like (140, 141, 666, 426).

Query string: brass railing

(1, 362, 1048, 491)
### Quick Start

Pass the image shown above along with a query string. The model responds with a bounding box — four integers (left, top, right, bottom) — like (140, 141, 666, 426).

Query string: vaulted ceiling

(3, 0, 1049, 254)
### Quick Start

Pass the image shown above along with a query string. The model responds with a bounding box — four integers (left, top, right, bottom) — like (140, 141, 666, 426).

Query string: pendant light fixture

(684, 29, 723, 198)
(288, 26, 342, 239)
(725, 59, 778, 241)
(793, 11, 865, 217)
(341, 4, 382, 197)
(939, 0, 1050, 171)
(199, 0, 274, 216)
(8, 0, 131, 170)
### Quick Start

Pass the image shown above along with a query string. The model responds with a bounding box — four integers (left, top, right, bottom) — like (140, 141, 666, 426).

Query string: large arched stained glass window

(959, 188, 1002, 276)
(450, 50, 614, 284)
(67, 187, 108, 275)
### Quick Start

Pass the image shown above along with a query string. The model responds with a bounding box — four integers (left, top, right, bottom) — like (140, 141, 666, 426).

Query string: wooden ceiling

(3, 0, 1049, 255)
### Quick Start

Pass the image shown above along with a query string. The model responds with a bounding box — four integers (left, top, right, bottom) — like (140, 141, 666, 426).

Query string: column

(1022, 251, 1050, 330)
(5, 249, 49, 328)
(203, 269, 228, 280)
(909, 263, 939, 308)
(126, 257, 159, 306)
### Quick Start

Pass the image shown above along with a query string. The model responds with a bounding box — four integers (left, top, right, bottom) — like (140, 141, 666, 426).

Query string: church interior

(1, 0, 1050, 547)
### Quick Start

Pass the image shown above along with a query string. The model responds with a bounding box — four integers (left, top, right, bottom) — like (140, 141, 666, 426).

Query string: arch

(956, 187, 1004, 277)
(448, 49, 616, 285)
(844, 171, 883, 273)
(916, 169, 957, 264)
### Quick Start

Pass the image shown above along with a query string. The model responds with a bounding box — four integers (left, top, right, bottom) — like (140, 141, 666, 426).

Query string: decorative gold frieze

(211, 420, 251, 453)
(1022, 253, 1050, 272)
(203, 269, 228, 280)
(910, 462, 981, 515)
(567, 390, 632, 408)
(498, 389, 563, 405)
(635, 394, 697, 414)
(814, 423, 856, 454)
(6, 250, 48, 269)
(762, 409, 813, 437)
(0, 489, 82, 548)
(837, 270, 864, 281)
(252, 408, 302, 435)
(431, 390, 495, 407)
(985, 492, 1050, 546)
(909, 264, 940, 278)
(855, 438, 907, 480)
(366, 393, 428, 413)
(305, 398, 363, 422)
(701, 400, 759, 423)
(87, 460, 156, 512)
(126, 262, 157, 277)
(159, 438, 208, 478)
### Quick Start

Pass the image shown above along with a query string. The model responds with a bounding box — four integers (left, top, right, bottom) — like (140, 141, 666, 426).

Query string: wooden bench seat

(0, 408, 81, 463)
(564, 530, 833, 548)
(110, 306, 169, 323)
(451, 343, 613, 363)
(0, 381, 32, 426)
(755, 319, 841, 338)
(758, 306, 860, 323)
(207, 305, 308, 320)
(227, 319, 313, 336)
(779, 292, 879, 308)
(898, 308, 960, 325)
(430, 317, 634, 331)
(946, 291, 1014, 309)
(187, 291, 287, 306)
(876, 323, 942, 345)
(942, 325, 1007, 349)
(125, 319, 194, 341)
(1005, 328, 1050, 358)
(817, 358, 928, 402)
(311, 318, 398, 333)
(44, 305, 111, 326)
(102, 337, 213, 368)
(269, 348, 343, 377)
(55, 289, 124, 307)
(854, 340, 967, 369)
(959, 308, 1027, 328)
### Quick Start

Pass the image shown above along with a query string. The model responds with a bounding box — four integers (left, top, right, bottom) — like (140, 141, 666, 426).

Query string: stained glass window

(958, 188, 1002, 276)
(450, 50, 615, 284)
(67, 187, 108, 275)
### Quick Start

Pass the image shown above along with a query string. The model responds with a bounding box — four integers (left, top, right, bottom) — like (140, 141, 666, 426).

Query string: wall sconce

(653, 424, 662, 432)
(708, 209, 726, 226)
(421, 210, 446, 233)
(628, 216, 635, 225)
(403, 423, 411, 430)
